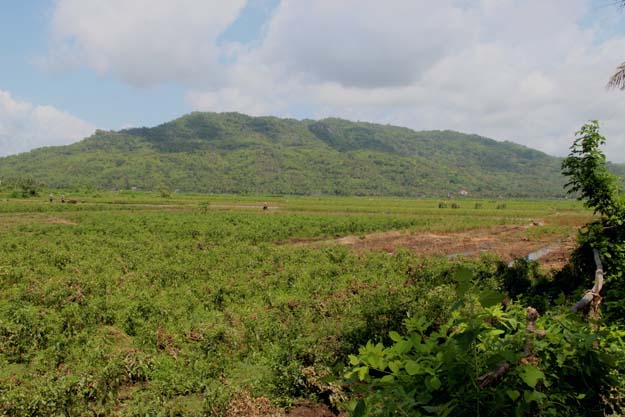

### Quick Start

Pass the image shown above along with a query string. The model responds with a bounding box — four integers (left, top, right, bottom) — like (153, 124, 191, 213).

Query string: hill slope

(1, 112, 623, 197)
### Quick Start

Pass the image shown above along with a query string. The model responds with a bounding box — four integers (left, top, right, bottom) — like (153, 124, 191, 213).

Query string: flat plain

(0, 192, 591, 415)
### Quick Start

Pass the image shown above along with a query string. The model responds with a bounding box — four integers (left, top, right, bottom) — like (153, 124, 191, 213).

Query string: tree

(562, 121, 625, 320)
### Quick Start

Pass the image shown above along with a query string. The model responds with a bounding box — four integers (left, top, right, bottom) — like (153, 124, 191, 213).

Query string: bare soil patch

(46, 217, 77, 225)
(292, 224, 580, 271)
(286, 401, 340, 417)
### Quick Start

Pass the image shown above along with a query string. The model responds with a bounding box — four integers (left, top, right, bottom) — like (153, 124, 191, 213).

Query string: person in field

(48, 193, 53, 203)
(61, 194, 65, 203)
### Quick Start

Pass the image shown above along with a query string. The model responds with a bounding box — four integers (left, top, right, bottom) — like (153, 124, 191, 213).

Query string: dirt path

(291, 224, 578, 271)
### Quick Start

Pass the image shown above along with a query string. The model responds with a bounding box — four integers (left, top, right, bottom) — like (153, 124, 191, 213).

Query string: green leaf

(380, 375, 395, 383)
(357, 366, 369, 381)
(454, 267, 473, 298)
(506, 390, 520, 402)
(478, 289, 504, 307)
(427, 376, 441, 390)
(454, 266, 473, 284)
(396, 340, 412, 354)
(388, 360, 400, 374)
(353, 400, 366, 417)
(501, 349, 516, 362)
(405, 361, 422, 375)
(523, 390, 546, 403)
(389, 331, 402, 342)
(518, 365, 544, 388)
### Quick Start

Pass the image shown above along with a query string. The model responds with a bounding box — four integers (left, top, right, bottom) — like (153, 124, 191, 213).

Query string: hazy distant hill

(1, 112, 623, 197)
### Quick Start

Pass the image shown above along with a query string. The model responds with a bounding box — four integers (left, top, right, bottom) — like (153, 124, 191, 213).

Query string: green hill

(1, 112, 623, 197)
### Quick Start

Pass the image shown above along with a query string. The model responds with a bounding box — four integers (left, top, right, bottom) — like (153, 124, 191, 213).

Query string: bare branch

(478, 307, 545, 388)
(477, 362, 511, 388)
(571, 249, 604, 312)
(524, 307, 546, 357)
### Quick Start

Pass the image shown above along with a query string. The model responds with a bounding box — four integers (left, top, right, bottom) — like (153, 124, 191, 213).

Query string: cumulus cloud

(257, 0, 476, 88)
(45, 0, 246, 87)
(189, 0, 625, 162)
(0, 90, 94, 157)
(44, 0, 625, 162)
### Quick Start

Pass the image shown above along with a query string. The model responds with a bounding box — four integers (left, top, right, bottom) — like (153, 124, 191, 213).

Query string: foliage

(562, 121, 625, 321)
(3, 193, 562, 415)
(345, 270, 625, 417)
(562, 121, 623, 218)
(0, 177, 44, 198)
(496, 259, 536, 299)
(0, 192, 596, 415)
(343, 121, 625, 417)
(2, 112, 623, 198)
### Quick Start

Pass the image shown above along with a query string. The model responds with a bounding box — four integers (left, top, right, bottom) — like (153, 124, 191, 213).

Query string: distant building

(459, 189, 469, 196)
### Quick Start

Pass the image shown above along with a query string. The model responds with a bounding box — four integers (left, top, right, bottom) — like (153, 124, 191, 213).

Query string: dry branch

(571, 249, 604, 314)
(477, 362, 511, 388)
(524, 307, 546, 357)
(478, 307, 545, 388)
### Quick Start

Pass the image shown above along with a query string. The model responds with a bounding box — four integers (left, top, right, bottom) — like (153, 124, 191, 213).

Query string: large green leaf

(478, 289, 505, 307)
(353, 400, 366, 417)
(518, 365, 545, 388)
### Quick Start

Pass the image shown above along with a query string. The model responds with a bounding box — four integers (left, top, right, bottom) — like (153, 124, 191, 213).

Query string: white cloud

(43, 0, 625, 162)
(45, 0, 246, 87)
(189, 0, 625, 162)
(257, 0, 476, 88)
(0, 90, 94, 157)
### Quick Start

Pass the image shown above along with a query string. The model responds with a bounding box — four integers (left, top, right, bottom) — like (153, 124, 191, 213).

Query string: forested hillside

(1, 112, 623, 197)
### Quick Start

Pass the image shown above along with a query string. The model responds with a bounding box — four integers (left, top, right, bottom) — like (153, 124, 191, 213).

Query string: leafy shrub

(496, 259, 537, 300)
(345, 300, 625, 417)
(3, 177, 44, 198)
(562, 121, 625, 321)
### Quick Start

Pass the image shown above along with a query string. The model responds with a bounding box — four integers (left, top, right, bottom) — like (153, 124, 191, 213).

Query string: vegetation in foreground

(0, 187, 590, 416)
(1, 122, 624, 416)
(346, 121, 625, 416)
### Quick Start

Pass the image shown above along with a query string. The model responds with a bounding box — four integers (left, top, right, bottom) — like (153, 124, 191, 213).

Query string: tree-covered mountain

(1, 112, 623, 197)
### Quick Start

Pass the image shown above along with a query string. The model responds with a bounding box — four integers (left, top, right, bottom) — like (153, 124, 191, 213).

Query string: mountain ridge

(1, 112, 623, 197)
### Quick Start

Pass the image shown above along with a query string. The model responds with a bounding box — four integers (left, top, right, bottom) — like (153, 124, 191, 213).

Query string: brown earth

(46, 217, 77, 225)
(286, 401, 339, 417)
(291, 224, 579, 272)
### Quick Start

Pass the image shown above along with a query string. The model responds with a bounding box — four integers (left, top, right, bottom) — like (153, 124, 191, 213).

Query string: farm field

(0, 192, 592, 416)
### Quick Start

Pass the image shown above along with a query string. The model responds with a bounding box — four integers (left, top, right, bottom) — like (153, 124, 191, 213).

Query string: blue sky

(0, 0, 278, 129)
(2, 0, 625, 161)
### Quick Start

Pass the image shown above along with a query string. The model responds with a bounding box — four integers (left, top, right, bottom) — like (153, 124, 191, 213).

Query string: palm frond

(607, 62, 625, 90)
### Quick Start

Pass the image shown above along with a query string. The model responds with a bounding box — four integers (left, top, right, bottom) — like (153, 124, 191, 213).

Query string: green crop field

(0, 191, 595, 416)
